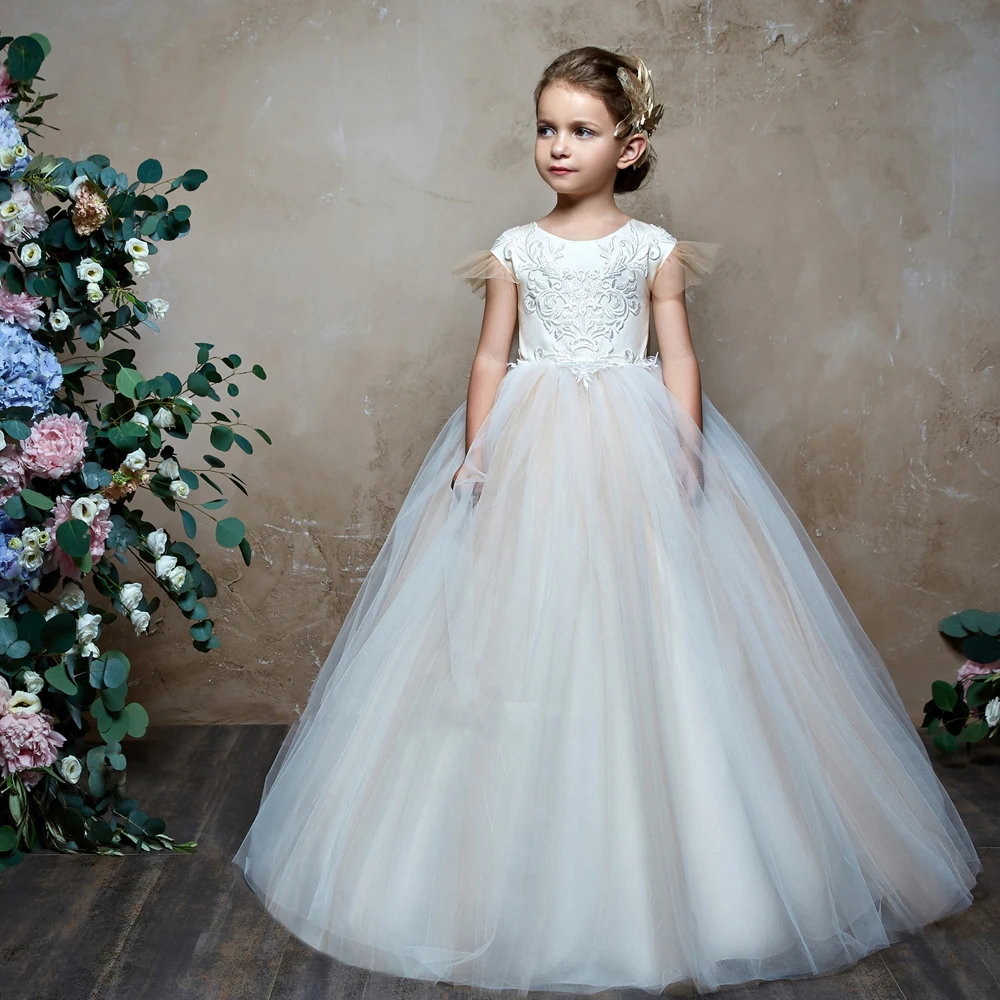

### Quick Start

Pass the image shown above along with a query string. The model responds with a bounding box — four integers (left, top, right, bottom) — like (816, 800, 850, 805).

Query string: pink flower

(0, 676, 10, 715)
(0, 710, 66, 789)
(45, 495, 112, 581)
(20, 412, 88, 480)
(0, 63, 15, 104)
(957, 658, 997, 693)
(0, 286, 46, 332)
(0, 439, 27, 502)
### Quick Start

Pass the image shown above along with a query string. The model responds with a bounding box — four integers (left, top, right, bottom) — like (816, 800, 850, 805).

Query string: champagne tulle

(232, 359, 980, 995)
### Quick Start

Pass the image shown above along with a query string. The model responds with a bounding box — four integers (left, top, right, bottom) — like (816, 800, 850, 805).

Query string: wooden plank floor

(1, 724, 995, 1000)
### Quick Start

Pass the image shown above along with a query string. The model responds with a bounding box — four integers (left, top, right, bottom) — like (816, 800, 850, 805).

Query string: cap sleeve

(648, 227, 723, 297)
(449, 229, 518, 299)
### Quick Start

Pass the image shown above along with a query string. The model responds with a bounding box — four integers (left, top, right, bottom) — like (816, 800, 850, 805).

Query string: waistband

(506, 351, 660, 388)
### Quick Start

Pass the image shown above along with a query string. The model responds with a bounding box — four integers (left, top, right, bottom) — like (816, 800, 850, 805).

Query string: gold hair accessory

(613, 55, 664, 168)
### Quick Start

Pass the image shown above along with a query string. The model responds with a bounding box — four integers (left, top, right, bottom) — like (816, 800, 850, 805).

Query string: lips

(549, 166, 574, 174)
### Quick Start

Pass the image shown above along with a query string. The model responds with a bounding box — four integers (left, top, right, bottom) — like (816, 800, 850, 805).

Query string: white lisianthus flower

(59, 755, 83, 783)
(70, 495, 101, 525)
(157, 457, 180, 479)
(151, 406, 176, 429)
(154, 553, 178, 578)
(12, 142, 28, 160)
(49, 308, 70, 331)
(76, 257, 104, 282)
(130, 609, 151, 635)
(0, 150, 15, 172)
(7, 536, 22, 551)
(19, 242, 42, 267)
(76, 611, 102, 645)
(8, 691, 42, 716)
(68, 176, 89, 199)
(17, 547, 44, 571)
(22, 670, 44, 695)
(145, 527, 168, 558)
(119, 581, 143, 613)
(21, 526, 43, 548)
(169, 480, 190, 500)
(86, 282, 104, 303)
(0, 198, 20, 220)
(147, 297, 169, 320)
(59, 582, 87, 612)
(122, 448, 148, 473)
(124, 237, 149, 259)
(166, 565, 188, 591)
(0, 429, 5, 450)
(0, 597, 9, 618)
(132, 259, 150, 278)
(986, 697, 1000, 729)
(78, 640, 100, 659)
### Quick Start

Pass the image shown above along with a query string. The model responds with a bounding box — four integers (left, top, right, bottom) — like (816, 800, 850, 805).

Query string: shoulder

(490, 222, 532, 257)
(632, 219, 678, 258)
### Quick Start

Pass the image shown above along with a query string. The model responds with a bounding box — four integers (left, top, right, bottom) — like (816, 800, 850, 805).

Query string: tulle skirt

(232, 356, 981, 996)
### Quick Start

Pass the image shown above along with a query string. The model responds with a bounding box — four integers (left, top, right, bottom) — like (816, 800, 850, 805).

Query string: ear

(617, 132, 647, 170)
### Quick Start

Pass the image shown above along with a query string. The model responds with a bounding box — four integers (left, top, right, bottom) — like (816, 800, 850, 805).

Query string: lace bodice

(450, 219, 722, 386)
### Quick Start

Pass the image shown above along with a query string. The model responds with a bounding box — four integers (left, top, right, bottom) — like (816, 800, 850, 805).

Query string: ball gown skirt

(231, 351, 981, 995)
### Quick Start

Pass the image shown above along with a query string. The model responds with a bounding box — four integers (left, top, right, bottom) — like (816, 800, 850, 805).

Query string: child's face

(534, 82, 647, 194)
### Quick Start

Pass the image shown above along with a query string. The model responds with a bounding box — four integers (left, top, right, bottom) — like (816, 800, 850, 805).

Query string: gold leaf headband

(613, 55, 664, 169)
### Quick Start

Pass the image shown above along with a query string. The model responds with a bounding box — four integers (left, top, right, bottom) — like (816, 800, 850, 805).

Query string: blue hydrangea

(0, 510, 39, 602)
(0, 321, 63, 416)
(0, 109, 31, 175)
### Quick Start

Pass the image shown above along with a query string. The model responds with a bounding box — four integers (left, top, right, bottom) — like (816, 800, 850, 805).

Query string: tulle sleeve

(449, 230, 518, 298)
(649, 229, 723, 297)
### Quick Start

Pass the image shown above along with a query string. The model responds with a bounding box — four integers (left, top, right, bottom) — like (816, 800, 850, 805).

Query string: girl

(233, 46, 981, 996)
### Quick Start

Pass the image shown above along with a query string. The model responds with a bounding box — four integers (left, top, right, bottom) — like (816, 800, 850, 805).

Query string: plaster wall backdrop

(4, 1, 997, 726)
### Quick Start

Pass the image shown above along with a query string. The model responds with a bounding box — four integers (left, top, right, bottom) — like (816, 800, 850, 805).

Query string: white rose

(19, 242, 42, 267)
(59, 582, 87, 611)
(86, 281, 104, 303)
(157, 457, 180, 479)
(44, 606, 60, 620)
(59, 755, 83, 783)
(129, 412, 150, 430)
(70, 495, 100, 524)
(76, 611, 102, 645)
(0, 150, 16, 172)
(8, 691, 42, 716)
(986, 697, 1000, 729)
(154, 554, 178, 578)
(169, 480, 190, 500)
(78, 640, 100, 659)
(0, 429, 5, 450)
(166, 565, 188, 591)
(145, 527, 168, 558)
(49, 308, 70, 331)
(22, 670, 44, 695)
(119, 582, 143, 613)
(122, 448, 147, 472)
(77, 257, 104, 282)
(124, 237, 149, 259)
(68, 176, 89, 199)
(151, 406, 176, 429)
(132, 260, 150, 278)
(0, 198, 20, 220)
(147, 297, 169, 320)
(0, 597, 9, 618)
(130, 609, 151, 635)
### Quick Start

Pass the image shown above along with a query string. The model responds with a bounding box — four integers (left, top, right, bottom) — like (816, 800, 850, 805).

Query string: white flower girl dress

(232, 218, 981, 996)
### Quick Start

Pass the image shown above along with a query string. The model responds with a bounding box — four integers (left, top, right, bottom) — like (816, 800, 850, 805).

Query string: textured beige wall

(7, 1, 998, 725)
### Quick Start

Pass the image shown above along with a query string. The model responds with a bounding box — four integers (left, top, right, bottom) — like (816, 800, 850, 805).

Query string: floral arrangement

(921, 608, 1000, 756)
(0, 32, 270, 868)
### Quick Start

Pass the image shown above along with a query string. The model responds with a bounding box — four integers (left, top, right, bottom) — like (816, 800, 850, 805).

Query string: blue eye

(577, 128, 593, 137)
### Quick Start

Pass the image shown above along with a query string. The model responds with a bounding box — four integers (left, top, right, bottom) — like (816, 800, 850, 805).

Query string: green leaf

(116, 367, 144, 399)
(41, 613, 78, 655)
(930, 680, 959, 713)
(45, 660, 78, 696)
(6, 640, 29, 659)
(932, 729, 960, 754)
(7, 35, 45, 81)
(56, 517, 92, 558)
(102, 650, 130, 689)
(962, 634, 1000, 665)
(215, 517, 245, 548)
(233, 433, 253, 455)
(239, 537, 252, 567)
(123, 702, 149, 738)
(136, 158, 163, 184)
(210, 425, 234, 451)
(180, 508, 197, 539)
(20, 488, 54, 511)
(938, 614, 968, 639)
(0, 825, 17, 853)
(960, 719, 991, 743)
(251, 364, 267, 379)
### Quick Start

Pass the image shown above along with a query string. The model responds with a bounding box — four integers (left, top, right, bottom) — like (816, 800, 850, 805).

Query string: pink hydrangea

(0, 286, 46, 332)
(958, 658, 998, 693)
(20, 411, 88, 480)
(0, 439, 27, 502)
(0, 710, 66, 789)
(0, 63, 15, 103)
(45, 495, 112, 581)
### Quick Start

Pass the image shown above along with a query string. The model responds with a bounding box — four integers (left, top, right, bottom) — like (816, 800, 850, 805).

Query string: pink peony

(45, 495, 112, 581)
(0, 676, 10, 715)
(0, 439, 27, 501)
(20, 411, 88, 479)
(0, 286, 46, 332)
(0, 63, 15, 103)
(958, 658, 998, 693)
(0, 710, 66, 789)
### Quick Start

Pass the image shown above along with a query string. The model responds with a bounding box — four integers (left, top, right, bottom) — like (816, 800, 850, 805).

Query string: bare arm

(651, 253, 703, 432)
